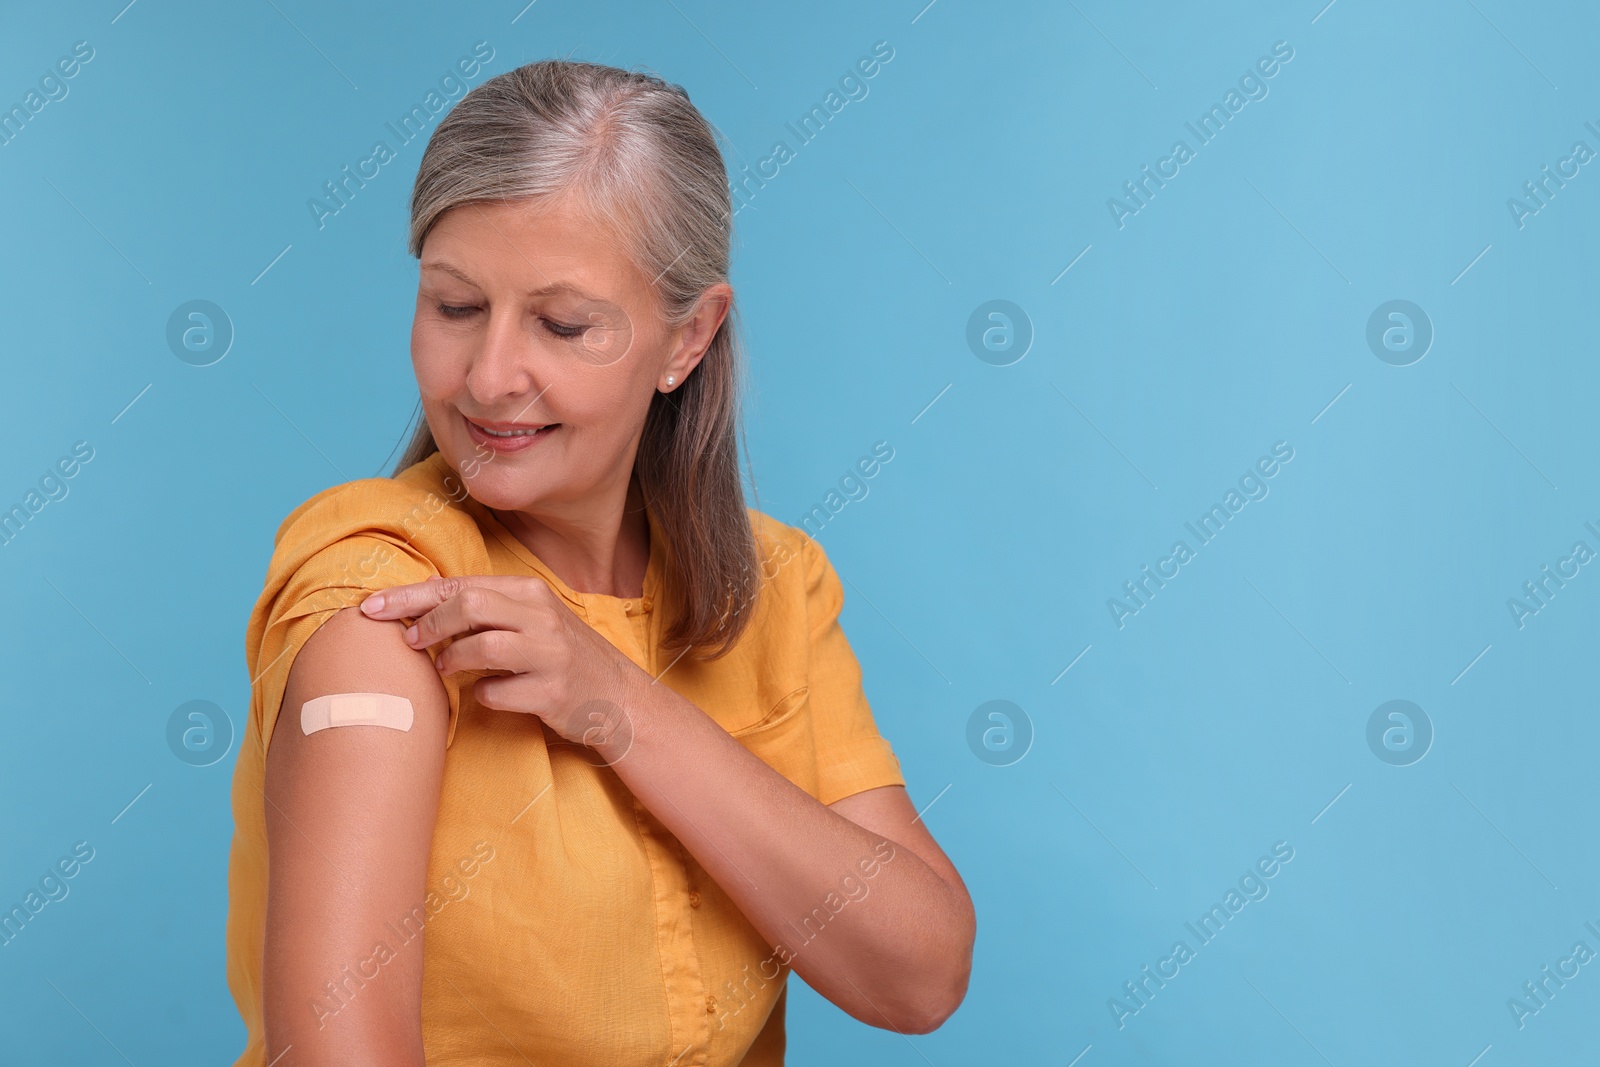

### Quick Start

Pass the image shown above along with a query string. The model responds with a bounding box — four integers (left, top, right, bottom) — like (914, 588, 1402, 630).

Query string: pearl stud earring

(665, 374, 676, 388)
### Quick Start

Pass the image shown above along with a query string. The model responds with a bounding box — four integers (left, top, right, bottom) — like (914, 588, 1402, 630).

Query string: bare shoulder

(267, 605, 452, 771)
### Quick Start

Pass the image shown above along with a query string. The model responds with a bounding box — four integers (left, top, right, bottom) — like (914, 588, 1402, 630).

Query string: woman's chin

(438, 457, 539, 508)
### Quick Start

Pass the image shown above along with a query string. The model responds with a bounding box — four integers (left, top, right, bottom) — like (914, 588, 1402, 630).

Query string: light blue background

(2, 0, 1596, 1063)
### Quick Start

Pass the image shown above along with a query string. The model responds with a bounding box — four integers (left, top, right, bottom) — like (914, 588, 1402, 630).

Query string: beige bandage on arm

(300, 692, 415, 735)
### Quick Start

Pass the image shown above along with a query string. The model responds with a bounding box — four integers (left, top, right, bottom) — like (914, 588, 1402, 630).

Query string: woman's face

(410, 192, 723, 513)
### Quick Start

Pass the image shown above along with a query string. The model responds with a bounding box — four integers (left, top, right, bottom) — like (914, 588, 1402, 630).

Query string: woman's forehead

(423, 198, 650, 300)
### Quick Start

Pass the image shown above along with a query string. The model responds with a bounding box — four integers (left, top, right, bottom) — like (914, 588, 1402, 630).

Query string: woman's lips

(464, 416, 559, 453)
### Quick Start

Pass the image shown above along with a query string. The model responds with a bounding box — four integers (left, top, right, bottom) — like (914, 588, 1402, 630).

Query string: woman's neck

(490, 477, 650, 599)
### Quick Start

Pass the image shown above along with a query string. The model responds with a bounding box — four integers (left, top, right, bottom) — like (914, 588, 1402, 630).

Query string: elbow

(890, 905, 975, 1035)
(895, 963, 971, 1034)
(898, 995, 962, 1035)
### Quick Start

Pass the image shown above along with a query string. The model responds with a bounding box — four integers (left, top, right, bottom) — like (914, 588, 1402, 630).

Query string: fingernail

(361, 594, 385, 614)
(403, 624, 419, 644)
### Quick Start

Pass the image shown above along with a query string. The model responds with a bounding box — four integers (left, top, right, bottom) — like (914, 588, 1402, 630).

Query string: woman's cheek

(411, 335, 466, 399)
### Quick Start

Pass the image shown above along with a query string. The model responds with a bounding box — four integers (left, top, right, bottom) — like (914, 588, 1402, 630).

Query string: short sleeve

(800, 534, 906, 806)
(251, 532, 467, 756)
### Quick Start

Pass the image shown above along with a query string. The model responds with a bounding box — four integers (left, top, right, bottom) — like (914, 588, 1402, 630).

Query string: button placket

(631, 796, 711, 1065)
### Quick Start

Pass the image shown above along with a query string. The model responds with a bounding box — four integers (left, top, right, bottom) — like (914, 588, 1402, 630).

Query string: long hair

(394, 59, 762, 661)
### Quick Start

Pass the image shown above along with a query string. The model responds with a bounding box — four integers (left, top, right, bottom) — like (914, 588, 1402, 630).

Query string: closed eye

(435, 302, 584, 340)
(542, 319, 585, 339)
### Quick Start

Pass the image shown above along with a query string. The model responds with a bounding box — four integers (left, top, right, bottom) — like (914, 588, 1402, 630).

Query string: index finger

(360, 575, 518, 620)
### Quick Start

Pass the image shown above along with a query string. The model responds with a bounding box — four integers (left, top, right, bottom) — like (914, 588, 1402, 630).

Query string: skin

(262, 192, 974, 1062)
(263, 606, 449, 1064)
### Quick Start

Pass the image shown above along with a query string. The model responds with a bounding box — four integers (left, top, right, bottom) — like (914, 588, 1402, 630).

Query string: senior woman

(224, 59, 974, 1066)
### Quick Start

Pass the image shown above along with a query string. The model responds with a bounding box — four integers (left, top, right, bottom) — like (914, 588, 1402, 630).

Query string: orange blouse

(225, 451, 906, 1065)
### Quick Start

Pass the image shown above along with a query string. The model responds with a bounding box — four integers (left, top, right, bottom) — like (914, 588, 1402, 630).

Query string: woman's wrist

(593, 664, 688, 768)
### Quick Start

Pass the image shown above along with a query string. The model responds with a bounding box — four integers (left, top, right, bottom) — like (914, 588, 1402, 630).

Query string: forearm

(602, 674, 972, 1032)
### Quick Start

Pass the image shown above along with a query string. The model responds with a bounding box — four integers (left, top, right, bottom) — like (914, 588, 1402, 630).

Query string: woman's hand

(358, 576, 645, 760)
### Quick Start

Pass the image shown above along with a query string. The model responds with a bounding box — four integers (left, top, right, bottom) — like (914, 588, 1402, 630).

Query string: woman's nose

(465, 308, 539, 403)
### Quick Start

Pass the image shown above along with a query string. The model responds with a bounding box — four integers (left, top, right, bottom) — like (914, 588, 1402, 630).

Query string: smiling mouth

(476, 424, 553, 438)
(465, 417, 560, 438)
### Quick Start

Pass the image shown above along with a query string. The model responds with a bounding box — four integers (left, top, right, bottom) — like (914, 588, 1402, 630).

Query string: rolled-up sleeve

(245, 470, 496, 758)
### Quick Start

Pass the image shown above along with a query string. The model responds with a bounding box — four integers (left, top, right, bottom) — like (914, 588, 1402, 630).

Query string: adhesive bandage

(300, 693, 415, 735)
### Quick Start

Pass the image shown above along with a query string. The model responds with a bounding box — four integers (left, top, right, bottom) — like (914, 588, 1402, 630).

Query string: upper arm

(262, 605, 451, 1066)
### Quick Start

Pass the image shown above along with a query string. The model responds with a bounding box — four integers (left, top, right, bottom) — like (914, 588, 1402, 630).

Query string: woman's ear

(662, 282, 732, 387)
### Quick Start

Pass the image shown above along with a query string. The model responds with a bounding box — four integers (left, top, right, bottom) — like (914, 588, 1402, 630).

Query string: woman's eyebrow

(421, 260, 599, 301)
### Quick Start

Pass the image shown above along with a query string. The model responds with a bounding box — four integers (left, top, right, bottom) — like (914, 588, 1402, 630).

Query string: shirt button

(705, 995, 717, 1014)
(688, 890, 702, 908)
